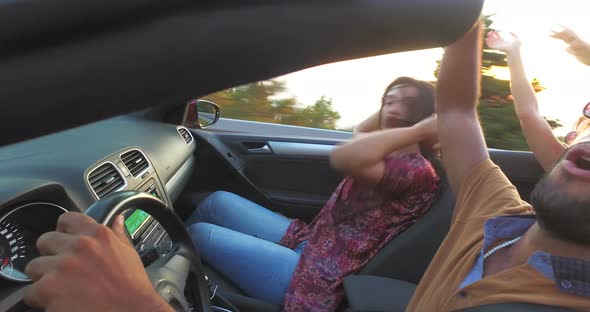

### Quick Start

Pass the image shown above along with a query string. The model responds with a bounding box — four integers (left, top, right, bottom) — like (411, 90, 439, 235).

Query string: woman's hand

(353, 111, 381, 137)
(413, 114, 439, 152)
(551, 27, 578, 43)
(331, 113, 437, 185)
(413, 114, 437, 142)
(486, 30, 521, 55)
(551, 27, 590, 66)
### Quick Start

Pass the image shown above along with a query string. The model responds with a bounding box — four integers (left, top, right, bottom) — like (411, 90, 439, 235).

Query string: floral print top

(279, 153, 440, 312)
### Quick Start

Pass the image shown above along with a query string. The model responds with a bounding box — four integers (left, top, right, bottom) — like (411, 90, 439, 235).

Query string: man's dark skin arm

(436, 22, 487, 193)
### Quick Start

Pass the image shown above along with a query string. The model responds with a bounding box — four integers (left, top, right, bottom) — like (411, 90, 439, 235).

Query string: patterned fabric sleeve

(376, 153, 439, 196)
(279, 219, 308, 249)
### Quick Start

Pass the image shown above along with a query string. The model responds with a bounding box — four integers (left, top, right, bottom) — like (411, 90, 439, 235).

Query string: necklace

(483, 236, 522, 260)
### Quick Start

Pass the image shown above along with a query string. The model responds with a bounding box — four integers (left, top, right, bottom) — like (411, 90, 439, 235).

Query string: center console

(123, 179, 174, 265)
(85, 147, 180, 266)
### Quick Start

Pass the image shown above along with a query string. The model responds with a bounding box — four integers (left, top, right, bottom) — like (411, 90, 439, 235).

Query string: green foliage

(482, 50, 508, 68)
(480, 75, 512, 99)
(434, 15, 562, 151)
(203, 80, 341, 130)
(478, 99, 529, 150)
(300, 96, 341, 130)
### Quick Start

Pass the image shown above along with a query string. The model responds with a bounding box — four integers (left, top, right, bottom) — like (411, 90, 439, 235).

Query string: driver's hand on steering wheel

(23, 212, 173, 312)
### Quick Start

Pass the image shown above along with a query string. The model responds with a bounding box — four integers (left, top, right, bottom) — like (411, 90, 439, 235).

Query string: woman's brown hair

(381, 77, 442, 176)
(380, 76, 436, 126)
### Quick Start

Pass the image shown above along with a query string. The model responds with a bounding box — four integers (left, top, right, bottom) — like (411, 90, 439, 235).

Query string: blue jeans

(185, 191, 304, 305)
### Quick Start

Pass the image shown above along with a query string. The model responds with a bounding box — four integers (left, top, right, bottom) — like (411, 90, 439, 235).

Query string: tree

(272, 98, 305, 126)
(435, 16, 562, 150)
(300, 97, 341, 130)
(203, 80, 289, 123)
(203, 80, 341, 130)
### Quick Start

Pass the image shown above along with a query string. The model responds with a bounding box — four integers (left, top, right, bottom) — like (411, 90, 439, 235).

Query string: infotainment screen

(125, 209, 150, 236)
(124, 184, 161, 237)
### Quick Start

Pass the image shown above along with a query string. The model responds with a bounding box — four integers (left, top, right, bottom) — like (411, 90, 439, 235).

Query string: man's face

(380, 85, 419, 129)
(530, 129, 590, 244)
(552, 128, 590, 187)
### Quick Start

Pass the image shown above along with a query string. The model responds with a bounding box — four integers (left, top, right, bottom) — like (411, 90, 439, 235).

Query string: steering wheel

(85, 190, 212, 312)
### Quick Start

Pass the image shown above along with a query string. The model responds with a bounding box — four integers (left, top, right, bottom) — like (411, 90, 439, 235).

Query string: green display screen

(124, 209, 150, 235)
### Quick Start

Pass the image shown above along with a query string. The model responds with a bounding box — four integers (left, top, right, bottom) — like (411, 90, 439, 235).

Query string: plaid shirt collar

(483, 215, 590, 297)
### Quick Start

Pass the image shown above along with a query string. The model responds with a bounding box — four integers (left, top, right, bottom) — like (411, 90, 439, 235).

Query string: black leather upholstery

(344, 275, 416, 312)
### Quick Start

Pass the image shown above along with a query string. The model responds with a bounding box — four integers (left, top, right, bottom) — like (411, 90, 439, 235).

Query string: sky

(275, 0, 590, 135)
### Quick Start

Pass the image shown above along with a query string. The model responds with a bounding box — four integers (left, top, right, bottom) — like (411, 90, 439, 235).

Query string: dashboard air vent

(177, 127, 193, 144)
(120, 149, 150, 177)
(88, 162, 126, 198)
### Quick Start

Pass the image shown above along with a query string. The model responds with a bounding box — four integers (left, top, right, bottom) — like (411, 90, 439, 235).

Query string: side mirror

(184, 99, 221, 129)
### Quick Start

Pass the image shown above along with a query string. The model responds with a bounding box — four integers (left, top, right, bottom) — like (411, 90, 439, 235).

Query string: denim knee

(203, 191, 235, 209)
(188, 191, 236, 224)
(201, 191, 237, 212)
(187, 222, 214, 251)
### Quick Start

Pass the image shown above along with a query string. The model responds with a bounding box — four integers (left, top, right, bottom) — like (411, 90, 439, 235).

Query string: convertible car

(0, 0, 576, 311)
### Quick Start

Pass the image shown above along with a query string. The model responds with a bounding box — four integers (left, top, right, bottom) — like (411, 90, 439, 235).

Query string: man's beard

(530, 173, 590, 245)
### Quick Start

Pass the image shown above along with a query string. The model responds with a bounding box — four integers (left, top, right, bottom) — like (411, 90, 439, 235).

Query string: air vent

(177, 127, 193, 144)
(88, 162, 126, 198)
(120, 149, 150, 177)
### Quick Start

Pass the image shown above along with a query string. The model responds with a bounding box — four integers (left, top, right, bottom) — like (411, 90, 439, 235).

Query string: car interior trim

(176, 126, 195, 145)
(267, 141, 335, 157)
(165, 156, 195, 203)
(119, 148, 152, 179)
(85, 161, 128, 200)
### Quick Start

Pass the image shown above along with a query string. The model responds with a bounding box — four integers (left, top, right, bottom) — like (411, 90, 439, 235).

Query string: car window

(203, 81, 342, 131)
(202, 0, 590, 151)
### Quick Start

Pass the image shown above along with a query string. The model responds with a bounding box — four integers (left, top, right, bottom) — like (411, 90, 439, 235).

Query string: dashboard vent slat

(89, 167, 117, 184)
(120, 149, 150, 177)
(177, 127, 193, 144)
(87, 163, 125, 198)
(94, 179, 124, 197)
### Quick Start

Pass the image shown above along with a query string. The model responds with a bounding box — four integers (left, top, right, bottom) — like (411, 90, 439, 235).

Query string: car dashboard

(0, 114, 196, 311)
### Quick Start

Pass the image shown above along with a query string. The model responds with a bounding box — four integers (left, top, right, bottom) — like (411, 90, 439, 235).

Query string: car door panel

(189, 119, 546, 223)
(190, 124, 346, 221)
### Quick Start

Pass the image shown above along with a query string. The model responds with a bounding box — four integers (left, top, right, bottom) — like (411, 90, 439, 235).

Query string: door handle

(247, 144, 272, 154)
